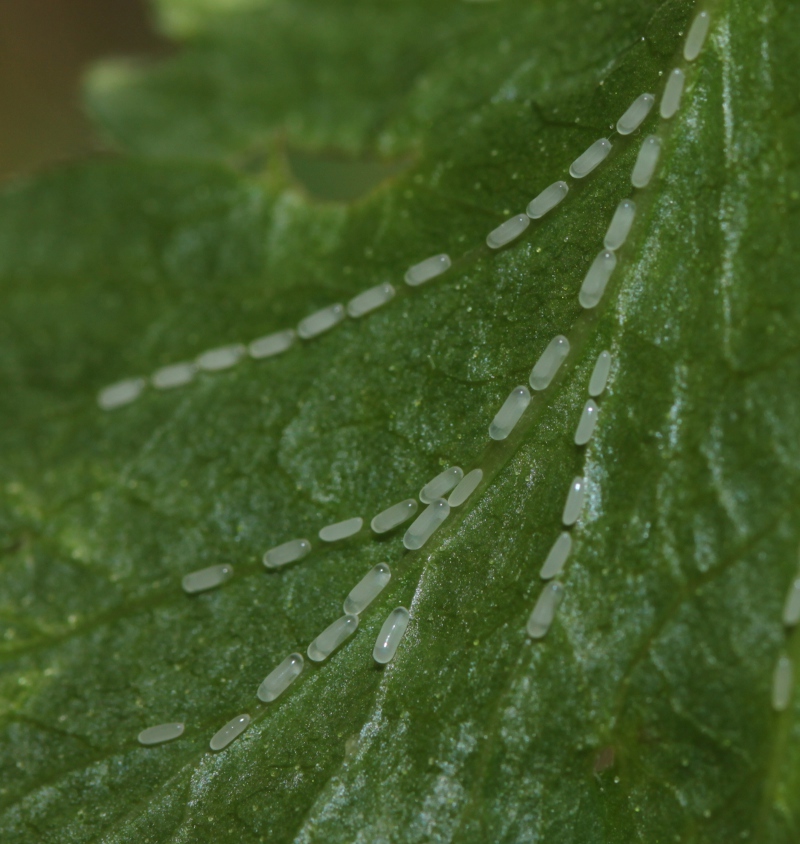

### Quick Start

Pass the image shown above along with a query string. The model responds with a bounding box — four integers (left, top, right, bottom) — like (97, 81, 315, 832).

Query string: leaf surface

(1, 0, 799, 842)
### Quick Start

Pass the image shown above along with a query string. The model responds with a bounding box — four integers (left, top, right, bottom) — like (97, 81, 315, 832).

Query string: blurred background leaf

(0, 0, 165, 181)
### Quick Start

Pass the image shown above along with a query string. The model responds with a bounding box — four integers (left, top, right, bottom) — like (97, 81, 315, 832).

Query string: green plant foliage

(1, 0, 799, 841)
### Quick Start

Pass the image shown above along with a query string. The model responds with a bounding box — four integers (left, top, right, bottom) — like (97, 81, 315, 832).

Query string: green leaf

(2, 0, 800, 841)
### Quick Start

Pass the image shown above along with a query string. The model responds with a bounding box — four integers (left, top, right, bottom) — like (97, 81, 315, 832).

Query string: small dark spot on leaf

(593, 745, 615, 773)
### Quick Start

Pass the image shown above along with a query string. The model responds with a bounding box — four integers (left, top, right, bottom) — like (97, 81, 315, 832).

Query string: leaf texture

(1, 0, 799, 842)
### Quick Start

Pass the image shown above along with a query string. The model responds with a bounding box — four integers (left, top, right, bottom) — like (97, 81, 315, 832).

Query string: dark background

(0, 0, 166, 182)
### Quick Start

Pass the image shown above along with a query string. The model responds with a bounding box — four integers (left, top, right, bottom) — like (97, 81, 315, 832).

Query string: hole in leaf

(287, 147, 414, 203)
